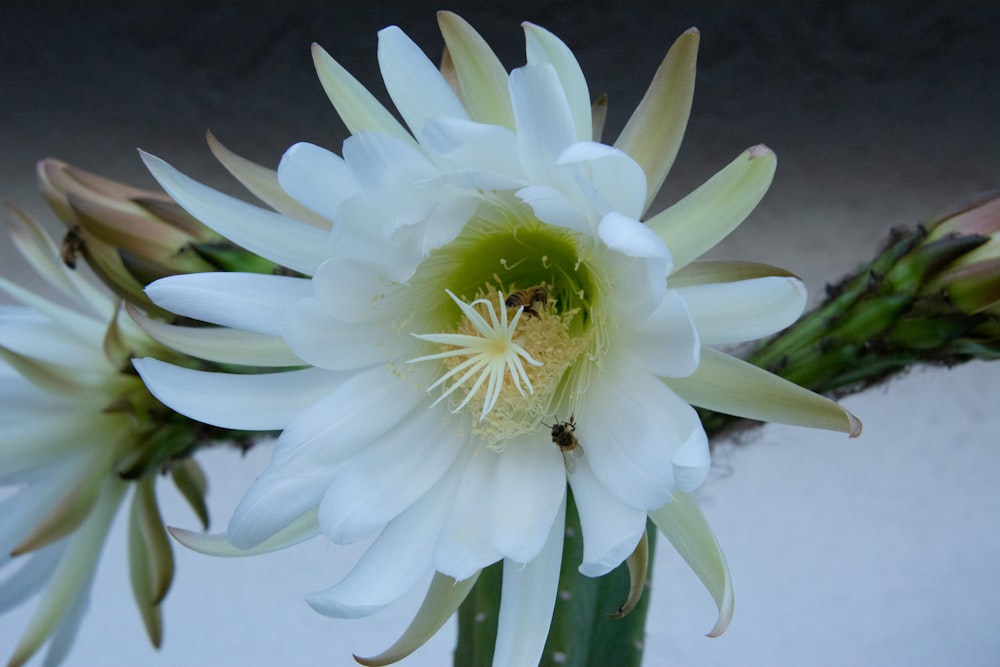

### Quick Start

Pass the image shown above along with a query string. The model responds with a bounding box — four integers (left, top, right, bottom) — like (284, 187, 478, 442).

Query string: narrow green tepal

(649, 491, 733, 638)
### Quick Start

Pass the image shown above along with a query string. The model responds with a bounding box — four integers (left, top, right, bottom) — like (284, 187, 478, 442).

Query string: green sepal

(127, 476, 175, 647)
(170, 458, 210, 530)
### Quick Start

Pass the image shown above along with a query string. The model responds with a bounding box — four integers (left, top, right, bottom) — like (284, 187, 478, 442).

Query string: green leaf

(128, 477, 174, 646)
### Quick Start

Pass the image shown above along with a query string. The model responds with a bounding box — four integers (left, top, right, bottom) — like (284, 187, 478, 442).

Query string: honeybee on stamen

(505, 285, 548, 319)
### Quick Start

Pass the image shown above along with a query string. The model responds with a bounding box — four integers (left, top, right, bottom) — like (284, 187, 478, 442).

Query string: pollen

(408, 288, 587, 448)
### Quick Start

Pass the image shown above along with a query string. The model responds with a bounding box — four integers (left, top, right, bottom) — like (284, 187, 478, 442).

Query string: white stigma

(408, 290, 543, 420)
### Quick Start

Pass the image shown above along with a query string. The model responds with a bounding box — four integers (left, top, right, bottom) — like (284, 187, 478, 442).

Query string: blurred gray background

(2, 2, 998, 666)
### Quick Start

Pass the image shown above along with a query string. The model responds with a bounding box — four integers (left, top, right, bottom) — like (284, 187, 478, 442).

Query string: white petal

(226, 468, 334, 550)
(283, 296, 414, 370)
(577, 360, 707, 509)
(0, 411, 109, 475)
(272, 365, 433, 472)
(509, 65, 578, 189)
(377, 26, 469, 140)
(663, 347, 862, 436)
(596, 213, 672, 324)
(516, 184, 590, 234)
(618, 289, 700, 378)
(489, 433, 566, 563)
(556, 141, 647, 219)
(343, 131, 437, 200)
(435, 451, 502, 581)
(647, 145, 776, 270)
(206, 131, 332, 229)
(277, 142, 359, 221)
(127, 305, 302, 367)
(649, 491, 733, 637)
(597, 210, 670, 262)
(491, 495, 565, 667)
(421, 116, 524, 180)
(226, 369, 429, 548)
(677, 276, 807, 344)
(568, 456, 648, 577)
(522, 23, 592, 142)
(133, 359, 339, 430)
(318, 408, 466, 544)
(0, 545, 61, 612)
(145, 273, 312, 336)
(140, 151, 331, 275)
(169, 511, 319, 557)
(311, 43, 414, 144)
(437, 12, 514, 128)
(310, 259, 405, 324)
(306, 472, 456, 618)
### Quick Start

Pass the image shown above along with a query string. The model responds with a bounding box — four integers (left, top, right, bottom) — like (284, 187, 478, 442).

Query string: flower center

(410, 288, 587, 448)
(405, 196, 602, 447)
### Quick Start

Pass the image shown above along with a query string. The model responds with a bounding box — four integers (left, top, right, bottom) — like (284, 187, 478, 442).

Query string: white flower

(0, 207, 201, 667)
(134, 13, 859, 665)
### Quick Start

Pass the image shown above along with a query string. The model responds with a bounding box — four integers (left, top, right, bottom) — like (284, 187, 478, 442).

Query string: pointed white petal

(523, 22, 591, 142)
(283, 296, 415, 370)
(0, 277, 107, 343)
(140, 151, 330, 275)
(272, 365, 432, 472)
(491, 496, 565, 667)
(649, 491, 734, 637)
(489, 433, 566, 563)
(168, 510, 319, 557)
(678, 276, 807, 344)
(223, 368, 432, 548)
(306, 473, 456, 618)
(319, 408, 465, 544)
(516, 184, 590, 234)
(668, 259, 797, 288)
(277, 142, 359, 222)
(310, 259, 407, 324)
(619, 289, 700, 377)
(647, 145, 776, 270)
(127, 305, 301, 367)
(569, 457, 647, 577)
(205, 131, 332, 228)
(132, 359, 338, 430)
(556, 141, 647, 219)
(578, 360, 708, 509)
(7, 482, 124, 667)
(663, 347, 863, 436)
(311, 43, 414, 144)
(509, 65, 578, 189)
(437, 12, 515, 129)
(145, 272, 311, 336)
(614, 29, 699, 209)
(354, 572, 479, 667)
(435, 452, 502, 581)
(421, 117, 523, 179)
(377, 26, 469, 141)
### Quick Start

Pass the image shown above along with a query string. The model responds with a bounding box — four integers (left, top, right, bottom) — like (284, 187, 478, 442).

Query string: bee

(505, 285, 548, 319)
(544, 414, 583, 472)
(60, 227, 85, 269)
